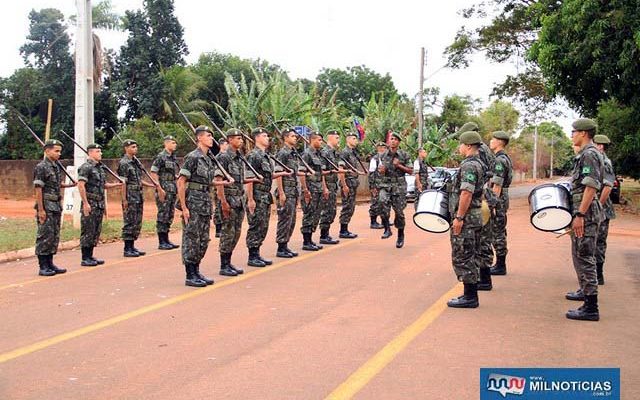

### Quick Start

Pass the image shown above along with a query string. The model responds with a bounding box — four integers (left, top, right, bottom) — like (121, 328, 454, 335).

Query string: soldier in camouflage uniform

(216, 129, 254, 276)
(300, 132, 328, 251)
(413, 148, 431, 193)
(446, 131, 486, 308)
(245, 127, 292, 267)
(33, 139, 76, 276)
(489, 131, 513, 276)
(150, 135, 180, 250)
(213, 138, 228, 238)
(339, 132, 366, 238)
(177, 126, 221, 287)
(319, 130, 346, 245)
(118, 139, 159, 257)
(377, 132, 412, 248)
(77, 143, 122, 267)
(594, 134, 616, 285)
(565, 118, 604, 321)
(368, 142, 387, 229)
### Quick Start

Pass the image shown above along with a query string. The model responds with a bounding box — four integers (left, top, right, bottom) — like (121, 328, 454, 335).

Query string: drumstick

(555, 229, 573, 238)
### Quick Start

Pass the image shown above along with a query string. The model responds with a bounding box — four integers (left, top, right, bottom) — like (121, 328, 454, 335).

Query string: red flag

(353, 118, 366, 141)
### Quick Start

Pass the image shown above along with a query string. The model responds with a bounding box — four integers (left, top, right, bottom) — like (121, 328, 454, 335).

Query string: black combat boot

(395, 228, 405, 248)
(194, 263, 214, 285)
(131, 241, 146, 256)
(565, 288, 585, 301)
(319, 227, 340, 245)
(81, 247, 98, 267)
(447, 283, 479, 308)
(166, 232, 179, 249)
(215, 223, 221, 238)
(596, 262, 605, 285)
(302, 233, 319, 251)
(219, 253, 238, 276)
(89, 247, 104, 265)
(284, 244, 298, 257)
(490, 255, 507, 275)
(228, 253, 244, 275)
(158, 232, 173, 250)
(370, 216, 383, 229)
(277, 243, 293, 258)
(566, 294, 599, 321)
(339, 223, 358, 239)
(185, 264, 207, 287)
(257, 247, 272, 265)
(48, 255, 67, 274)
(248, 247, 266, 267)
(478, 268, 493, 291)
(381, 217, 393, 239)
(38, 255, 56, 276)
(123, 240, 139, 257)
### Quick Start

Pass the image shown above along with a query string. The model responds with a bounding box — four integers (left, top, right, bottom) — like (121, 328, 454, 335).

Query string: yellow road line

(0, 248, 180, 292)
(0, 239, 363, 364)
(325, 283, 462, 400)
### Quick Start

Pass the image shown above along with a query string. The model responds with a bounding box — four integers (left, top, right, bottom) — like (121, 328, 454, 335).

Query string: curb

(0, 239, 80, 264)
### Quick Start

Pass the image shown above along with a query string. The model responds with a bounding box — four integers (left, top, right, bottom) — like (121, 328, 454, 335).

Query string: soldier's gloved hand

(182, 208, 190, 224)
(38, 209, 47, 224)
(248, 199, 256, 215)
(572, 216, 584, 238)
(83, 203, 92, 217)
(452, 218, 463, 236)
(221, 201, 231, 219)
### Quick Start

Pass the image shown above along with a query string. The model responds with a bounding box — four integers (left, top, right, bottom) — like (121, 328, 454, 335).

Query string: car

(405, 174, 417, 202)
(611, 176, 622, 204)
(428, 167, 449, 190)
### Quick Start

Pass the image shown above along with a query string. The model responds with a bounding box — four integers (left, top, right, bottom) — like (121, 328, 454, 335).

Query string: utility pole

(533, 123, 538, 181)
(550, 134, 554, 179)
(418, 47, 425, 149)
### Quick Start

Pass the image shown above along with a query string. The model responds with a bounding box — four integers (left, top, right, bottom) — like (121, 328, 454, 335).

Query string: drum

(413, 189, 450, 233)
(528, 183, 573, 232)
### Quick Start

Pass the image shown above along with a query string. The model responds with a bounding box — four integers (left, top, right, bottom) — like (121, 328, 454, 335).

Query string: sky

(0, 0, 579, 132)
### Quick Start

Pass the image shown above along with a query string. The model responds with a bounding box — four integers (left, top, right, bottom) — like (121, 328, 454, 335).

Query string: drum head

(530, 207, 573, 232)
(413, 212, 450, 233)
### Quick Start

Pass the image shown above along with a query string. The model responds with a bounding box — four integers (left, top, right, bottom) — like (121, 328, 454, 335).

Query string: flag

(353, 118, 366, 141)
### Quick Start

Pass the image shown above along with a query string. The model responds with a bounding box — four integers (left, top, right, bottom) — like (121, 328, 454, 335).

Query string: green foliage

(512, 122, 573, 177)
(478, 100, 520, 139)
(360, 93, 415, 155)
(437, 95, 479, 133)
(405, 124, 460, 167)
(597, 100, 640, 179)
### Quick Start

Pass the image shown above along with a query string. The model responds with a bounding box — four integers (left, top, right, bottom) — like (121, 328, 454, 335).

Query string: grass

(620, 178, 640, 214)
(0, 218, 158, 253)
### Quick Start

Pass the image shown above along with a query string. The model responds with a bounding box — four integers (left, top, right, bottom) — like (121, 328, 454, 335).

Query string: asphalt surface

(1, 186, 639, 399)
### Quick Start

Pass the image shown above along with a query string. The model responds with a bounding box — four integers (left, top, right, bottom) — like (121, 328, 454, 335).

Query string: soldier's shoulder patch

(495, 164, 504, 171)
(582, 166, 592, 174)
(466, 172, 476, 182)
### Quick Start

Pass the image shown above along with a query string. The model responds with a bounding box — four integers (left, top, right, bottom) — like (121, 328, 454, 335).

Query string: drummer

(446, 130, 485, 308)
(565, 118, 604, 322)
(413, 148, 431, 193)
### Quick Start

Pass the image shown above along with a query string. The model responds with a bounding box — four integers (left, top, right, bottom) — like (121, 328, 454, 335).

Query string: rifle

(59, 130, 123, 183)
(109, 127, 161, 188)
(266, 117, 315, 174)
(16, 114, 77, 184)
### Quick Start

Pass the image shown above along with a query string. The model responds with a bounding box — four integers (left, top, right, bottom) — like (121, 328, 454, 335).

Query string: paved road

(1, 195, 638, 399)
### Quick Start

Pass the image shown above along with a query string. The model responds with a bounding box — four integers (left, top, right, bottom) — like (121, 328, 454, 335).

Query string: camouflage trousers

(246, 199, 271, 249)
(212, 191, 222, 226)
(181, 212, 211, 265)
(276, 192, 298, 244)
(301, 191, 323, 234)
(478, 213, 495, 269)
(379, 186, 407, 229)
(492, 190, 509, 257)
(80, 203, 104, 247)
(571, 219, 599, 296)
(156, 192, 176, 234)
(219, 204, 244, 254)
(369, 192, 380, 218)
(450, 212, 482, 284)
(35, 211, 61, 256)
(596, 218, 610, 265)
(339, 180, 359, 225)
(122, 202, 143, 241)
(319, 184, 338, 230)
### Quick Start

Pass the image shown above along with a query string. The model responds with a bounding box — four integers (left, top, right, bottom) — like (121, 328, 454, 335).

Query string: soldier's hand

(182, 208, 190, 224)
(303, 190, 311, 205)
(342, 186, 350, 197)
(416, 184, 423, 193)
(322, 188, 329, 200)
(122, 200, 128, 211)
(392, 158, 400, 167)
(572, 216, 584, 238)
(378, 165, 386, 174)
(279, 194, 286, 208)
(158, 187, 166, 203)
(248, 199, 256, 215)
(38, 209, 47, 224)
(82, 203, 92, 217)
(452, 218, 463, 236)
(221, 201, 231, 219)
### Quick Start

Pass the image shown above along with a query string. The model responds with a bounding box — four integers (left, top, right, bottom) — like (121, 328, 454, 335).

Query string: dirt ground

(0, 183, 638, 399)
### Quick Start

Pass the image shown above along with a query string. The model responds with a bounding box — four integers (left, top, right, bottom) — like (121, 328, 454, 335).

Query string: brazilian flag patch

(582, 166, 591, 174)
(466, 172, 476, 182)
(496, 164, 504, 171)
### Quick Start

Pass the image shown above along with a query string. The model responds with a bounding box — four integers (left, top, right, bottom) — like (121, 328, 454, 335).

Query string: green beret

(251, 127, 269, 136)
(390, 131, 403, 141)
(226, 128, 243, 137)
(163, 135, 176, 142)
(194, 125, 213, 135)
(593, 134, 611, 144)
(86, 143, 102, 150)
(44, 139, 63, 149)
(492, 131, 510, 141)
(122, 139, 137, 147)
(346, 131, 358, 138)
(326, 129, 340, 136)
(376, 142, 387, 147)
(458, 122, 479, 134)
(459, 131, 482, 145)
(572, 118, 597, 132)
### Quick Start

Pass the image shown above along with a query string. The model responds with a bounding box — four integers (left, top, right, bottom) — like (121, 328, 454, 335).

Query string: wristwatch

(575, 211, 585, 218)
(455, 215, 465, 221)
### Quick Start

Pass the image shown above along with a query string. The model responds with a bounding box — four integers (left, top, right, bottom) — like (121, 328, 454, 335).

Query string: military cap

(326, 129, 340, 136)
(44, 139, 63, 149)
(593, 134, 611, 144)
(194, 125, 213, 135)
(492, 131, 510, 141)
(459, 131, 483, 145)
(251, 127, 269, 136)
(376, 141, 387, 147)
(225, 128, 243, 137)
(309, 131, 323, 139)
(86, 143, 102, 150)
(163, 135, 176, 142)
(280, 127, 297, 135)
(458, 122, 479, 134)
(572, 118, 597, 132)
(122, 139, 137, 147)
(390, 131, 403, 141)
(346, 131, 358, 138)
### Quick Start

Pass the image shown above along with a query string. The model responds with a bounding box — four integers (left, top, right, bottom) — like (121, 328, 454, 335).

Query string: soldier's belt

(86, 192, 104, 200)
(126, 184, 141, 190)
(187, 182, 209, 192)
(43, 193, 61, 201)
(307, 175, 322, 182)
(161, 173, 175, 181)
(225, 187, 243, 196)
(254, 183, 272, 193)
(281, 179, 298, 188)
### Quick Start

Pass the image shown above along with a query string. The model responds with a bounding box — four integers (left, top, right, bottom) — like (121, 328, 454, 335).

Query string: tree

(512, 121, 573, 178)
(437, 94, 478, 133)
(478, 100, 520, 139)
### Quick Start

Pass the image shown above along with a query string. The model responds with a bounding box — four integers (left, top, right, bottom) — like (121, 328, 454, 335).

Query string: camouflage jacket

(601, 153, 616, 220)
(151, 149, 179, 194)
(180, 148, 215, 215)
(339, 146, 361, 185)
(33, 157, 62, 213)
(275, 145, 301, 196)
(118, 156, 144, 204)
(491, 150, 513, 189)
(449, 155, 485, 225)
(571, 143, 604, 222)
(377, 148, 410, 190)
(78, 159, 106, 209)
(246, 147, 274, 204)
(321, 145, 340, 186)
(301, 147, 325, 194)
(216, 148, 245, 208)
